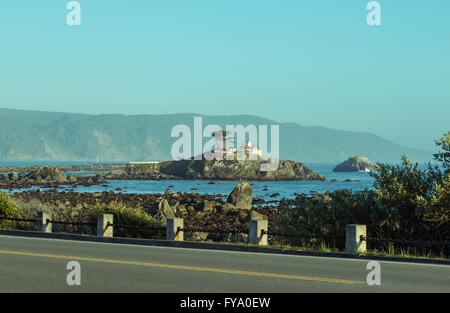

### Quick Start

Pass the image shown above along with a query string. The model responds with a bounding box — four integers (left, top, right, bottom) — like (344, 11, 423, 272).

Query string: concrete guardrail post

(97, 214, 113, 237)
(37, 211, 52, 233)
(249, 219, 268, 246)
(346, 224, 366, 253)
(166, 218, 184, 241)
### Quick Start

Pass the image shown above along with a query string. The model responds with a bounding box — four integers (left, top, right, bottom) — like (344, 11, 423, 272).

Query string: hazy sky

(0, 0, 449, 151)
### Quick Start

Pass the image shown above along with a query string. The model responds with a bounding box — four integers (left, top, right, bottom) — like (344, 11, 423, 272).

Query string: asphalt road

(0, 235, 448, 293)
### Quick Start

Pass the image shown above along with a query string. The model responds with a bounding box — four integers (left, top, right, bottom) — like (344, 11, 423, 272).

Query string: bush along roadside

(0, 192, 21, 228)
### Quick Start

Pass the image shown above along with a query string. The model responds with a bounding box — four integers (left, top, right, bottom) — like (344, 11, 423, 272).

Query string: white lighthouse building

(241, 139, 262, 156)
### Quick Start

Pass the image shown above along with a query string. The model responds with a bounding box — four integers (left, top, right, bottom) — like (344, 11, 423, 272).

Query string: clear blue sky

(0, 0, 449, 151)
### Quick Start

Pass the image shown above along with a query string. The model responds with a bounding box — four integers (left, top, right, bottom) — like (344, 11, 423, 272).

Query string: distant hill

(0, 108, 431, 163)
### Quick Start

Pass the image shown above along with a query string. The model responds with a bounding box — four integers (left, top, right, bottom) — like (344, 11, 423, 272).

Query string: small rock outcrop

(26, 167, 68, 182)
(67, 174, 77, 183)
(227, 182, 253, 210)
(0, 167, 81, 189)
(333, 156, 376, 172)
(9, 172, 19, 181)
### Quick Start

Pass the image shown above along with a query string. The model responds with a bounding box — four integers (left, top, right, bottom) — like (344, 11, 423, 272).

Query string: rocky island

(122, 154, 325, 181)
(332, 156, 377, 172)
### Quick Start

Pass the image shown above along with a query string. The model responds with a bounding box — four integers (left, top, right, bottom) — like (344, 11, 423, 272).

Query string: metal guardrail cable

(261, 230, 301, 238)
(180, 227, 246, 235)
(0, 216, 37, 223)
(0, 216, 96, 226)
(360, 235, 450, 245)
(45, 218, 96, 226)
(106, 222, 165, 231)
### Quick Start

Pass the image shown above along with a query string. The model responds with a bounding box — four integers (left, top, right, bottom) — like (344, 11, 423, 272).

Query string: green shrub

(371, 155, 446, 241)
(433, 131, 450, 170)
(0, 192, 20, 228)
(45, 201, 165, 239)
(84, 201, 165, 239)
(272, 191, 381, 250)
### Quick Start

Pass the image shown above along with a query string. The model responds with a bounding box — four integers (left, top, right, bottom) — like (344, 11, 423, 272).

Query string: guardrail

(1, 215, 448, 254)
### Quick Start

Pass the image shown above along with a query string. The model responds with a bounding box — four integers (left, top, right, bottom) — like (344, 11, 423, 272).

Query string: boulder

(8, 172, 19, 181)
(93, 174, 106, 184)
(171, 192, 182, 201)
(238, 210, 249, 222)
(250, 210, 268, 220)
(26, 167, 67, 182)
(332, 156, 376, 172)
(227, 182, 253, 210)
(220, 203, 237, 214)
(177, 205, 188, 216)
(199, 200, 215, 214)
(67, 174, 77, 183)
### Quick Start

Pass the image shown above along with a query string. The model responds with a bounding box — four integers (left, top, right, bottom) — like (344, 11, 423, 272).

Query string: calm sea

(0, 161, 376, 200)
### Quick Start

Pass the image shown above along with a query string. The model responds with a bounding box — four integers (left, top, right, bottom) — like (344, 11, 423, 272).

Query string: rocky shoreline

(8, 182, 301, 241)
(0, 167, 109, 189)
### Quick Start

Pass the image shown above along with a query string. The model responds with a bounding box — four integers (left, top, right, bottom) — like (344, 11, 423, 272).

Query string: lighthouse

(242, 139, 262, 156)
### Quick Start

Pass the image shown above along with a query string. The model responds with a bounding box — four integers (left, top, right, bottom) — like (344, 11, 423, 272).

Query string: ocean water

(0, 161, 375, 201)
